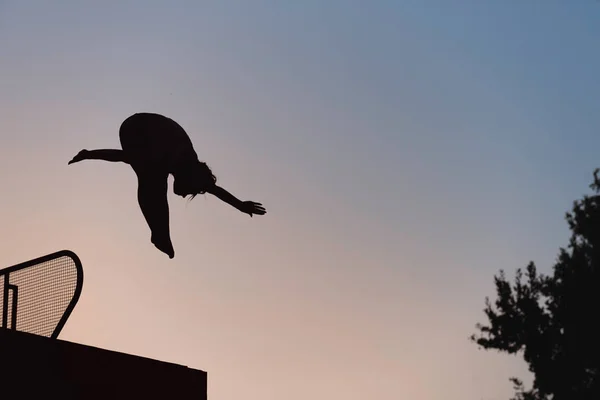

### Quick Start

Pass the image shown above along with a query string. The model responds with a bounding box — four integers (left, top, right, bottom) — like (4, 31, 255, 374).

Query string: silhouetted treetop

(471, 168, 600, 400)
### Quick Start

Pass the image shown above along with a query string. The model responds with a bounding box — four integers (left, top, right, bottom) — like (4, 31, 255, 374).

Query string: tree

(471, 169, 600, 400)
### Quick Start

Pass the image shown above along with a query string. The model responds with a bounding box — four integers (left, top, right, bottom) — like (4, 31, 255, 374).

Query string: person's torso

(119, 113, 198, 172)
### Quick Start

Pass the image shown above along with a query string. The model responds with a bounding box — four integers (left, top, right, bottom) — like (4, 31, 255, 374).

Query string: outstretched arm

(68, 149, 130, 165)
(137, 172, 175, 258)
(206, 185, 266, 217)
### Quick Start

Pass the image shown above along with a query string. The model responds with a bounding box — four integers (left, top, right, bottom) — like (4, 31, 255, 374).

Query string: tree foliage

(471, 169, 600, 400)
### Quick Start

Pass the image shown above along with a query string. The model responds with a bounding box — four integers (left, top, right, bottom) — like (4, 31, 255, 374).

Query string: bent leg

(135, 170, 175, 259)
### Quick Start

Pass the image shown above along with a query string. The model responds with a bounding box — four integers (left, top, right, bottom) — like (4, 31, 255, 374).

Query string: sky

(1, 1, 599, 399)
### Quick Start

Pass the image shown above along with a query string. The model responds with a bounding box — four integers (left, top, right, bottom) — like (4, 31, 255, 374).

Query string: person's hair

(189, 161, 217, 200)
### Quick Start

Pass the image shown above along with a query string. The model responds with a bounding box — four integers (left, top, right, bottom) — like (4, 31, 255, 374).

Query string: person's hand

(240, 201, 266, 217)
(68, 149, 89, 165)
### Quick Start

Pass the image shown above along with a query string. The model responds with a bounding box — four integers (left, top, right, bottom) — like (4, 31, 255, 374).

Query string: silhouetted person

(68, 112, 266, 259)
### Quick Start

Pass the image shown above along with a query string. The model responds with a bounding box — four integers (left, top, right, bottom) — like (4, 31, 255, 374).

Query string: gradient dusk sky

(1, 1, 600, 399)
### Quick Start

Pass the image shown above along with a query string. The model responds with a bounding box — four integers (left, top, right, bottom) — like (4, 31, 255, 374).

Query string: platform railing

(0, 250, 83, 339)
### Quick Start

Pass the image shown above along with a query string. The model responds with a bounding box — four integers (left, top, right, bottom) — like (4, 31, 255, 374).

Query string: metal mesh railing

(0, 250, 83, 339)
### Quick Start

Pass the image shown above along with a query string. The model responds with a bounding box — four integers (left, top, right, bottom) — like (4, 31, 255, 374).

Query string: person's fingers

(244, 201, 266, 215)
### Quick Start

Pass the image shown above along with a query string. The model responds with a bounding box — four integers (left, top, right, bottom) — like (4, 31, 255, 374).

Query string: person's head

(173, 161, 217, 199)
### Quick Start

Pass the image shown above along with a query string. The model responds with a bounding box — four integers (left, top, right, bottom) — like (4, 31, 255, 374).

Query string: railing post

(2, 274, 9, 329)
(8, 284, 18, 330)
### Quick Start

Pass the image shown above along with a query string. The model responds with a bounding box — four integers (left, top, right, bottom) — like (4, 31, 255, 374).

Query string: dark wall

(0, 329, 207, 399)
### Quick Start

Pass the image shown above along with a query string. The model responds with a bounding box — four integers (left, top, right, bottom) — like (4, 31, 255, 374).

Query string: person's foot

(68, 149, 89, 165)
(152, 235, 175, 259)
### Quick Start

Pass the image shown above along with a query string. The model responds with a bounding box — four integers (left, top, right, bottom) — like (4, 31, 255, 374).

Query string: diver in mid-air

(68, 112, 266, 259)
